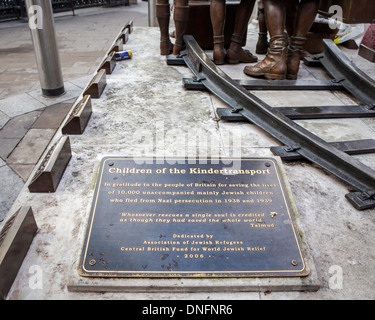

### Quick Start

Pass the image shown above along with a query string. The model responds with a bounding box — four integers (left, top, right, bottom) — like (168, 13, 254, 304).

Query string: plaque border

(78, 157, 309, 278)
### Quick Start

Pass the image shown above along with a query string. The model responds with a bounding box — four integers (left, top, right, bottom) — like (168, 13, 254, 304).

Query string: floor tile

(0, 111, 41, 139)
(0, 110, 9, 129)
(0, 93, 45, 118)
(8, 163, 35, 182)
(0, 164, 24, 222)
(6, 128, 56, 165)
(0, 138, 20, 160)
(31, 102, 73, 129)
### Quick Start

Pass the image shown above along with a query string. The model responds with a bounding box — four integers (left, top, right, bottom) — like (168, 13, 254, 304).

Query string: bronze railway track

(171, 36, 375, 210)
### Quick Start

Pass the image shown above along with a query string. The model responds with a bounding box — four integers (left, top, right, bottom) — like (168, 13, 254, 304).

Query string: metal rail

(182, 35, 375, 210)
(320, 39, 375, 108)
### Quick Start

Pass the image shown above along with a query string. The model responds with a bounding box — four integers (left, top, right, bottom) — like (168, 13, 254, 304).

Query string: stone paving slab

(7, 164, 35, 182)
(26, 82, 82, 106)
(0, 110, 9, 129)
(0, 164, 24, 222)
(0, 138, 19, 160)
(31, 102, 73, 130)
(6, 129, 56, 165)
(0, 93, 45, 118)
(0, 111, 41, 139)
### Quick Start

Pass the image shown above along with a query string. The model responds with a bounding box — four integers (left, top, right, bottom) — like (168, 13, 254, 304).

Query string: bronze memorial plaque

(79, 157, 309, 278)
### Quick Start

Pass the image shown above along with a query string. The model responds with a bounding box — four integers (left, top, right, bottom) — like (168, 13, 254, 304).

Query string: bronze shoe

(173, 4, 189, 56)
(243, 35, 287, 80)
(286, 36, 306, 80)
(156, 3, 173, 56)
(226, 47, 258, 64)
(213, 35, 226, 65)
(226, 33, 258, 64)
(160, 39, 173, 55)
(173, 43, 186, 56)
(256, 32, 269, 54)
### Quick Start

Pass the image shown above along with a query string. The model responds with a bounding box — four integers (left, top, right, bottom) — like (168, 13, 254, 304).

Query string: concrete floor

(1, 2, 375, 301)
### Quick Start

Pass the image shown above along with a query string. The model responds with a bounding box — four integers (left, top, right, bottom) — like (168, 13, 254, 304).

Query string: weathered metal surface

(358, 44, 375, 63)
(83, 69, 107, 99)
(98, 51, 116, 75)
(62, 95, 92, 135)
(110, 38, 124, 54)
(0, 206, 38, 300)
(182, 35, 375, 210)
(183, 78, 345, 91)
(320, 39, 375, 107)
(118, 27, 129, 45)
(28, 135, 72, 193)
(216, 105, 375, 121)
(79, 157, 309, 278)
(271, 139, 375, 161)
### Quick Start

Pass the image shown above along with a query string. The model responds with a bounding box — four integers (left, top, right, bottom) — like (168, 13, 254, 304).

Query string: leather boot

(226, 33, 258, 64)
(210, 0, 226, 64)
(243, 34, 287, 80)
(256, 32, 269, 54)
(213, 35, 226, 65)
(156, 3, 173, 55)
(255, 3, 269, 54)
(173, 4, 190, 55)
(287, 36, 306, 80)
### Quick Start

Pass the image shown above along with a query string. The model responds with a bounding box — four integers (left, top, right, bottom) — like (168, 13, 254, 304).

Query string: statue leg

(256, 0, 269, 54)
(287, 0, 319, 79)
(244, 0, 287, 80)
(156, 0, 173, 55)
(210, 0, 226, 65)
(226, 0, 258, 64)
(173, 0, 189, 55)
(285, 0, 298, 37)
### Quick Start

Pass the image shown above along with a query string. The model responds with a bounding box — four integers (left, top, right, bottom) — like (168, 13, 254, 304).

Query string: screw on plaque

(265, 163, 271, 167)
(89, 259, 96, 266)
(108, 162, 114, 166)
(291, 260, 298, 266)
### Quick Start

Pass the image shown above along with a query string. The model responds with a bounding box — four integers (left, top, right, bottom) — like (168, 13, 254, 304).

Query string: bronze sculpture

(156, 0, 258, 60)
(210, 0, 258, 65)
(156, 0, 173, 55)
(156, 0, 189, 55)
(255, 0, 269, 54)
(244, 0, 319, 80)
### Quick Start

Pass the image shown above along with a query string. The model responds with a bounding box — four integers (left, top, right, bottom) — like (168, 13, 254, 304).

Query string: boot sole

(265, 73, 286, 80)
(214, 54, 225, 65)
(227, 58, 258, 64)
(244, 69, 286, 80)
(173, 45, 186, 56)
(286, 74, 298, 80)
(160, 41, 173, 56)
(214, 59, 225, 65)
(160, 47, 173, 55)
